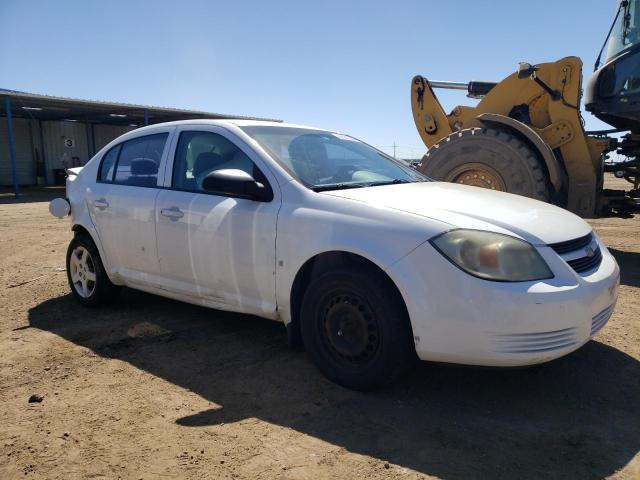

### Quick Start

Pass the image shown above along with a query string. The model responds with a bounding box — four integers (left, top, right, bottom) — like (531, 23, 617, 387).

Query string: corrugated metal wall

(93, 124, 135, 152)
(0, 118, 36, 186)
(0, 118, 136, 186)
(42, 121, 90, 185)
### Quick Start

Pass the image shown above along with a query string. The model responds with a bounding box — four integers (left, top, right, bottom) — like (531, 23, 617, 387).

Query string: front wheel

(300, 267, 415, 390)
(66, 234, 121, 307)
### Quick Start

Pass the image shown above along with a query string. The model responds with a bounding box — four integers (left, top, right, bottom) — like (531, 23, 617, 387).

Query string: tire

(66, 233, 121, 307)
(418, 127, 551, 202)
(300, 266, 415, 390)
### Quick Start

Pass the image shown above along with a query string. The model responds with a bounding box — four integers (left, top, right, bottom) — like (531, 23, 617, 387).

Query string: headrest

(130, 158, 158, 175)
(194, 152, 224, 178)
(288, 135, 327, 163)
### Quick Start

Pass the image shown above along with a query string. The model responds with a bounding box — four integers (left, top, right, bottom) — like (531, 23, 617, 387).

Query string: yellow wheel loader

(411, 1, 640, 217)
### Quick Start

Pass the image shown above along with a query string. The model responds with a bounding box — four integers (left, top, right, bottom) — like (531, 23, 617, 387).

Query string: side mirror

(202, 169, 273, 202)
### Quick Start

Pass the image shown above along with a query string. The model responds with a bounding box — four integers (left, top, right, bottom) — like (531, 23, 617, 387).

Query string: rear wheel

(418, 127, 551, 202)
(300, 266, 415, 390)
(66, 234, 121, 307)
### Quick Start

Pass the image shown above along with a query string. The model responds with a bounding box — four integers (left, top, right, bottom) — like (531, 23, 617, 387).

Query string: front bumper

(387, 238, 620, 367)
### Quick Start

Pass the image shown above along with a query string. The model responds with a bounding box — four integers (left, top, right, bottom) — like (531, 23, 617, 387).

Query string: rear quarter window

(98, 144, 121, 182)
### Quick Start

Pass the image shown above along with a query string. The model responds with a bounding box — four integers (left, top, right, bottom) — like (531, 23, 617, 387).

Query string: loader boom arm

(411, 57, 612, 217)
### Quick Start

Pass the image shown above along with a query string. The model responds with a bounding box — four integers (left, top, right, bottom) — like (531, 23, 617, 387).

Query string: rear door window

(113, 133, 168, 187)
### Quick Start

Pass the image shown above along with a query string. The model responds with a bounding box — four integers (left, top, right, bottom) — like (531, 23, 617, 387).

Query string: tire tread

(421, 127, 550, 201)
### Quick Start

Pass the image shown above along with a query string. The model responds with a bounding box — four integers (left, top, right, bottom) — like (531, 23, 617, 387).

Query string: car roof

(130, 118, 328, 133)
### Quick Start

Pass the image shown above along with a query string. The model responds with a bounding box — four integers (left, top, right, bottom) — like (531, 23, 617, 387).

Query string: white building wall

(93, 124, 135, 152)
(0, 119, 138, 186)
(42, 121, 90, 185)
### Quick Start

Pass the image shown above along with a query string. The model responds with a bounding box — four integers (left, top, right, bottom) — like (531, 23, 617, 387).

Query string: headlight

(430, 229, 553, 282)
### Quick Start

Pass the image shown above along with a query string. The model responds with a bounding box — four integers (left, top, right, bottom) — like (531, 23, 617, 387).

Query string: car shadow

(28, 289, 640, 479)
(609, 248, 640, 288)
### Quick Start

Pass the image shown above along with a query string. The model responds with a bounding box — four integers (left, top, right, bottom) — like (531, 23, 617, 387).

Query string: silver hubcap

(69, 246, 96, 298)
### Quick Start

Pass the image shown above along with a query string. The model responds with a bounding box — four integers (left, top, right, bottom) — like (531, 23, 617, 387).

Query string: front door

(155, 127, 280, 317)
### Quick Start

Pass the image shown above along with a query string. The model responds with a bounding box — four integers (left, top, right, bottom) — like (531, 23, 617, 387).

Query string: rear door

(154, 125, 281, 316)
(88, 128, 173, 285)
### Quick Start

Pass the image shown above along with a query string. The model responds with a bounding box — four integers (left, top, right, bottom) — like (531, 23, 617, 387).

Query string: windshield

(605, 0, 640, 63)
(240, 126, 426, 191)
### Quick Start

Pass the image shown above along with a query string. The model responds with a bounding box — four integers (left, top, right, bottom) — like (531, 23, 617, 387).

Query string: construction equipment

(411, 0, 640, 217)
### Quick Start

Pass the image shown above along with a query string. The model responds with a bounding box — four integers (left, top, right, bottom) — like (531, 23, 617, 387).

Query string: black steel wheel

(320, 289, 380, 365)
(300, 266, 415, 390)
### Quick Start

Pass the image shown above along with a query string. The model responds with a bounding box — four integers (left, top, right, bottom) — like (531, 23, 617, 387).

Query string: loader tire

(418, 127, 551, 202)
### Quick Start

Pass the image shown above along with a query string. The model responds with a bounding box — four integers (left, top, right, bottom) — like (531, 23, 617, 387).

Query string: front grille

(493, 327, 578, 354)
(567, 246, 603, 273)
(591, 304, 615, 336)
(549, 233, 593, 254)
(548, 232, 603, 274)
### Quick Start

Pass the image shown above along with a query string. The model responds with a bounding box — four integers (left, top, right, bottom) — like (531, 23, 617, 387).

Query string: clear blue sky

(0, 0, 619, 158)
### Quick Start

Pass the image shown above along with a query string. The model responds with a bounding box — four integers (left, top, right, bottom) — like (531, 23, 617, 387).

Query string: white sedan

(50, 120, 620, 390)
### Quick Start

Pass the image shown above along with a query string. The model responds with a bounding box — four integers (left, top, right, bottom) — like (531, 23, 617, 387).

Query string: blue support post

(4, 96, 19, 197)
(143, 109, 149, 126)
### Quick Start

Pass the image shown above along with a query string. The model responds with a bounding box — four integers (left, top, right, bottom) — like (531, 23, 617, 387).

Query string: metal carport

(0, 88, 278, 196)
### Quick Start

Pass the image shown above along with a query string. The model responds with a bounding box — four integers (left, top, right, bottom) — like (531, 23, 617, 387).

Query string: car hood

(321, 182, 592, 245)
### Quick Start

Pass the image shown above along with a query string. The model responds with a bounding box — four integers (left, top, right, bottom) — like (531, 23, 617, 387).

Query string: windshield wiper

(594, 0, 628, 69)
(365, 179, 413, 187)
(311, 183, 366, 192)
(312, 178, 415, 192)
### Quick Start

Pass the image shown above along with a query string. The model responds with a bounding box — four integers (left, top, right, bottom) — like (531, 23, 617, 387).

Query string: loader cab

(585, 0, 640, 130)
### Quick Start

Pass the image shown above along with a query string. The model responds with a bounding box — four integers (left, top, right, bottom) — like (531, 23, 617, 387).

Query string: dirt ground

(0, 178, 639, 480)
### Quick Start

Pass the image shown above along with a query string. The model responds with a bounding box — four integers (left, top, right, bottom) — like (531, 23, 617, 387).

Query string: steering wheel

(331, 166, 356, 183)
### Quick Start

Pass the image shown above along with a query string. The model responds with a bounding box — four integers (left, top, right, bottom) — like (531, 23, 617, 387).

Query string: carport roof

(0, 88, 281, 126)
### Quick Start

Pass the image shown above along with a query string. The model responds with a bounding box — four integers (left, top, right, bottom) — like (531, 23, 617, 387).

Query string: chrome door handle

(160, 207, 184, 220)
(93, 198, 109, 210)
